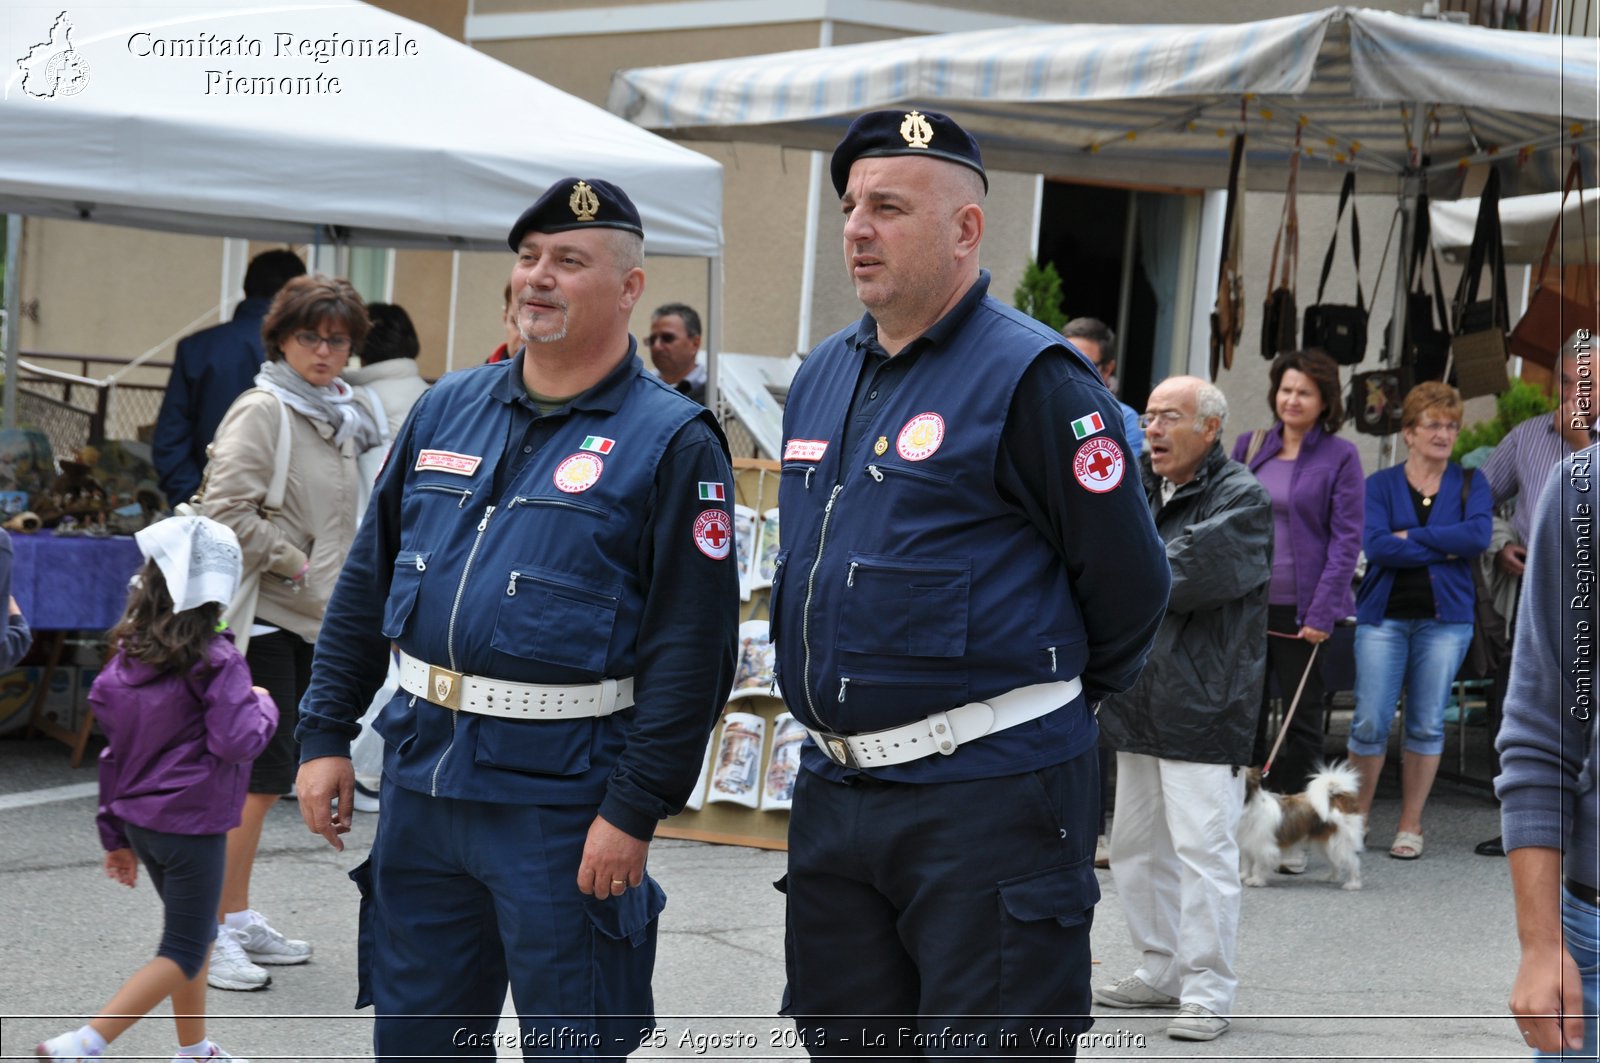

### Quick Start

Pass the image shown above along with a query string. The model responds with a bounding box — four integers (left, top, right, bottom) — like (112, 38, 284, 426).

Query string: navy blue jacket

(152, 297, 270, 504)
(777, 274, 1168, 784)
(297, 348, 739, 840)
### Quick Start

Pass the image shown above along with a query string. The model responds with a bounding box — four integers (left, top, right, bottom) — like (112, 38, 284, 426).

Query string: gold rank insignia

(900, 110, 933, 149)
(569, 180, 600, 221)
(874, 435, 889, 456)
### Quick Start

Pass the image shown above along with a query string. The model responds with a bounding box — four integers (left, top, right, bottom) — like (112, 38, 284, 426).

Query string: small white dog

(1240, 761, 1365, 891)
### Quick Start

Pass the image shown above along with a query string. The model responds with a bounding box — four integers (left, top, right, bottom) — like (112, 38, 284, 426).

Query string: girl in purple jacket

(37, 517, 276, 1063)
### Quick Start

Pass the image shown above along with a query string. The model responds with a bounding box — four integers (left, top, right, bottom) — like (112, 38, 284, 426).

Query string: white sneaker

(207, 926, 271, 991)
(233, 909, 313, 965)
(1091, 974, 1180, 1009)
(35, 1030, 102, 1059)
(173, 1045, 248, 1061)
(1167, 1002, 1230, 1041)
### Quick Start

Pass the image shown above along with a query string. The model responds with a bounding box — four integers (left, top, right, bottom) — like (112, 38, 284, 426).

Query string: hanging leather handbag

(1261, 147, 1300, 360)
(1209, 135, 1247, 380)
(1509, 157, 1598, 371)
(1302, 171, 1369, 365)
(1403, 194, 1456, 383)
(1348, 366, 1412, 436)
(1447, 168, 1512, 401)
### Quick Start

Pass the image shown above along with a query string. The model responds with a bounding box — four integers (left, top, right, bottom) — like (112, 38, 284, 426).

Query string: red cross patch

(1072, 437, 1125, 493)
(694, 509, 733, 560)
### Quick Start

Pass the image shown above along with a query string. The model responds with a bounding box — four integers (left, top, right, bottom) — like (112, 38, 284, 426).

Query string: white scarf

(256, 361, 383, 451)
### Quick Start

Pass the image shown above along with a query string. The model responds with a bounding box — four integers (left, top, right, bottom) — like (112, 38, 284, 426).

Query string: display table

(12, 533, 143, 766)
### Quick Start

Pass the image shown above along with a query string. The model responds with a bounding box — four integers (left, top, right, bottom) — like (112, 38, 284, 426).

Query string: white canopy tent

(1432, 187, 1600, 264)
(0, 0, 724, 422)
(611, 6, 1596, 388)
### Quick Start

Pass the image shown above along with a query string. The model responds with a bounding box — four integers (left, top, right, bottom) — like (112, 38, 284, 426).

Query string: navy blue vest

(777, 295, 1092, 781)
(374, 355, 701, 801)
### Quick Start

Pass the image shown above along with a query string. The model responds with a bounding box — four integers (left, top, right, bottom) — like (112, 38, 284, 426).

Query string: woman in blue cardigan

(1349, 381, 1492, 860)
(1233, 350, 1365, 798)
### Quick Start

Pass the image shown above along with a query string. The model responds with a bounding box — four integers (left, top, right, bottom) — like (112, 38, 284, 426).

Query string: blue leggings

(124, 825, 226, 979)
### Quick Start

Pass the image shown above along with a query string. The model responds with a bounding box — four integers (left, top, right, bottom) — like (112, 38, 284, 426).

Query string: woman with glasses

(1348, 381, 1491, 860)
(1231, 350, 1365, 810)
(197, 275, 382, 990)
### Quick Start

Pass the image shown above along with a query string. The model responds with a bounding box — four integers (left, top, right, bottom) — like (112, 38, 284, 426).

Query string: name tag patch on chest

(553, 452, 604, 493)
(896, 412, 945, 461)
(694, 509, 733, 560)
(1072, 437, 1125, 493)
(415, 449, 482, 476)
(784, 439, 828, 462)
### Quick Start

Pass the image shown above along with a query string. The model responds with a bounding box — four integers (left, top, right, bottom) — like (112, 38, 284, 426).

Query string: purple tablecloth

(11, 533, 142, 632)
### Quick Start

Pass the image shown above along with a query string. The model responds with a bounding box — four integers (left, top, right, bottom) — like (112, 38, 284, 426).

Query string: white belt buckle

(598, 678, 619, 716)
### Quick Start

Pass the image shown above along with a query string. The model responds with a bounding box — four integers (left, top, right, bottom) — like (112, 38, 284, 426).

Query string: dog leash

(1262, 640, 1321, 781)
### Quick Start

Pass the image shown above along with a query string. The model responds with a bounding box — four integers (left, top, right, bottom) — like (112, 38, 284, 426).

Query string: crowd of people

(23, 107, 1595, 1063)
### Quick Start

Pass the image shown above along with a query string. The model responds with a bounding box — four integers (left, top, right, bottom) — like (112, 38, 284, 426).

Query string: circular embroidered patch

(553, 452, 604, 493)
(694, 509, 733, 560)
(896, 412, 945, 461)
(1072, 437, 1125, 493)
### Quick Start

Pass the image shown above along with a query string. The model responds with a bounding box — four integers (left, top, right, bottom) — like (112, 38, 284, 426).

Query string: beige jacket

(201, 388, 361, 643)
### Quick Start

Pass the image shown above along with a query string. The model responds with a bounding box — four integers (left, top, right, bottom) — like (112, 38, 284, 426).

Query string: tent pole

(1381, 103, 1431, 469)
(794, 18, 834, 357)
(3, 216, 21, 429)
(707, 254, 721, 411)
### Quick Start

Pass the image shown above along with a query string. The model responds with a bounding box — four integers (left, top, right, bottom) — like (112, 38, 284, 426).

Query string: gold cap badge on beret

(900, 110, 933, 149)
(569, 180, 600, 222)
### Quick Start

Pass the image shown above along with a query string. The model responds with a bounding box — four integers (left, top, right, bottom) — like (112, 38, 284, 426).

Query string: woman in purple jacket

(36, 517, 276, 1063)
(1232, 350, 1365, 799)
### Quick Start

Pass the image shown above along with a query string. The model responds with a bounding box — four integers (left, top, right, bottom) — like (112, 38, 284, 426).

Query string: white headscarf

(133, 516, 243, 614)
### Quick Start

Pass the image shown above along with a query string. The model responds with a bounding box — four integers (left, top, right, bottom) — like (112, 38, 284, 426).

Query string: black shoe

(1475, 835, 1505, 857)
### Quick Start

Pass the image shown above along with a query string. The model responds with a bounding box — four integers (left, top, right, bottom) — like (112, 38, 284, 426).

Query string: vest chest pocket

(837, 553, 970, 658)
(492, 567, 621, 675)
(381, 550, 431, 639)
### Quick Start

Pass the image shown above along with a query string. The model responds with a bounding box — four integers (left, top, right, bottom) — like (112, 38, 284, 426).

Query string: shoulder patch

(1072, 437, 1125, 493)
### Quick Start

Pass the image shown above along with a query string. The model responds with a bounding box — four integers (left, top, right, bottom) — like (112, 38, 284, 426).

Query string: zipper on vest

(805, 468, 815, 489)
(865, 464, 885, 482)
(837, 677, 850, 702)
(432, 503, 496, 797)
(1048, 646, 1058, 673)
(417, 482, 474, 508)
(801, 484, 843, 730)
(505, 495, 609, 518)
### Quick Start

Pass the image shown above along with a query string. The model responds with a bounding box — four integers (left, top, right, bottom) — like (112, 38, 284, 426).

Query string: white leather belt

(397, 650, 634, 720)
(806, 677, 1083, 769)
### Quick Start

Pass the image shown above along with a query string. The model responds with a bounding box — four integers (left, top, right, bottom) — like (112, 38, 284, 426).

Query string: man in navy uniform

(152, 248, 305, 504)
(294, 177, 739, 1060)
(774, 109, 1170, 1057)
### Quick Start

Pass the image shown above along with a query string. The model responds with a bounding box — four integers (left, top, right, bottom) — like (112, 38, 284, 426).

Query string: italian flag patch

(698, 481, 725, 501)
(1070, 412, 1106, 440)
(580, 435, 615, 454)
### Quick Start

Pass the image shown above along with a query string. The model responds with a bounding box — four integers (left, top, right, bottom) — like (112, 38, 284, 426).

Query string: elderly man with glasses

(1095, 375, 1272, 1043)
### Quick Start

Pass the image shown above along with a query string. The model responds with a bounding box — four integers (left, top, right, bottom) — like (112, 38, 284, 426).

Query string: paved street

(2, 732, 1529, 1061)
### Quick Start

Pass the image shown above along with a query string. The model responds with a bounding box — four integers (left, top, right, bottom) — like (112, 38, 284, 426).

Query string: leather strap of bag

(1243, 427, 1268, 465)
(1452, 168, 1509, 332)
(1314, 170, 1365, 313)
(1533, 156, 1595, 297)
(1268, 138, 1301, 295)
(1406, 192, 1451, 337)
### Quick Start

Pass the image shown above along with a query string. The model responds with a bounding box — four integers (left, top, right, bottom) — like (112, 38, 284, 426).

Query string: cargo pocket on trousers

(997, 858, 1100, 1025)
(349, 858, 375, 1010)
(584, 874, 666, 1020)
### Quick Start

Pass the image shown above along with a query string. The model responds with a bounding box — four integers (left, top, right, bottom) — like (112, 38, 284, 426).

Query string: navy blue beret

(507, 177, 643, 250)
(830, 108, 988, 197)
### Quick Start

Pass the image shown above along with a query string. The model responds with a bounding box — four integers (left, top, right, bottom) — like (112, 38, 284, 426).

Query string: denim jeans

(1348, 618, 1474, 758)
(1533, 886, 1599, 1059)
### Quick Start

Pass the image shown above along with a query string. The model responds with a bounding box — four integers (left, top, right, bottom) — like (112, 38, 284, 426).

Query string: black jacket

(1100, 442, 1271, 765)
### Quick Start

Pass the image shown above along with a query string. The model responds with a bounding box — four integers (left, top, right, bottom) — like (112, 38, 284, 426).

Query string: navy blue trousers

(353, 780, 663, 1061)
(781, 749, 1101, 1059)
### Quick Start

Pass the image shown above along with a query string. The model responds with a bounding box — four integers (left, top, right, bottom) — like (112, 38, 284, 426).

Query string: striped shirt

(1480, 413, 1594, 544)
